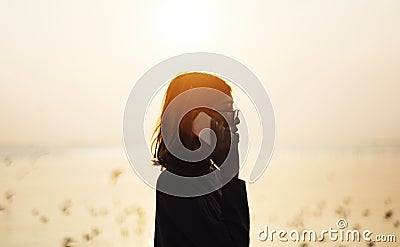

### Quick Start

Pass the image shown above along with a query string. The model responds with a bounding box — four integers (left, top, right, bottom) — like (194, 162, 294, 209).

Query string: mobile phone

(192, 111, 213, 146)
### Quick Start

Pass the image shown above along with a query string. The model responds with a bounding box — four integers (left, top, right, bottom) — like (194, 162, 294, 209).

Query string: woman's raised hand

(210, 118, 239, 179)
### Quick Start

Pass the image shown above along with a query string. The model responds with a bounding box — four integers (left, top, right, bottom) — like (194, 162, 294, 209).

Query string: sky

(1, 0, 399, 149)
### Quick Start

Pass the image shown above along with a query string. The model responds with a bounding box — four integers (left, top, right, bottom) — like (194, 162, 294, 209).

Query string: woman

(152, 72, 250, 247)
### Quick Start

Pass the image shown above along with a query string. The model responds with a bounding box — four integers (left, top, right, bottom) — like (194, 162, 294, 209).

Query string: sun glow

(154, 0, 218, 48)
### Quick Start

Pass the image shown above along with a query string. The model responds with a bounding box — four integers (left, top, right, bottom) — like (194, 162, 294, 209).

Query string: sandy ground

(0, 146, 399, 247)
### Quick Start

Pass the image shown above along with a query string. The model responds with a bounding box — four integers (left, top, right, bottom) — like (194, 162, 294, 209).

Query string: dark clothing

(154, 170, 250, 247)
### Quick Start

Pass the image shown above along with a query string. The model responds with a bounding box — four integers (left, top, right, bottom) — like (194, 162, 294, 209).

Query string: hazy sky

(1, 0, 399, 148)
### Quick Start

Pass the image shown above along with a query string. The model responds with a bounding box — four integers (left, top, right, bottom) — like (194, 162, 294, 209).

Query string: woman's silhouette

(152, 72, 250, 247)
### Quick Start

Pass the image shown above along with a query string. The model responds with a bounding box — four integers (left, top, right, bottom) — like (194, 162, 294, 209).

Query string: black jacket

(154, 169, 250, 247)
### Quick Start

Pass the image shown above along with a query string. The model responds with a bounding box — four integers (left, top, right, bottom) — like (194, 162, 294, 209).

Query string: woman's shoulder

(156, 169, 246, 198)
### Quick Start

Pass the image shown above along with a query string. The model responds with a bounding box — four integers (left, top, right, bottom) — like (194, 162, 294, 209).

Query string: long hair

(151, 72, 232, 168)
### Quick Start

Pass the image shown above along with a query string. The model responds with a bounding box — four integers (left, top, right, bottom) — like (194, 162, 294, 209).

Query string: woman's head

(151, 72, 233, 168)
